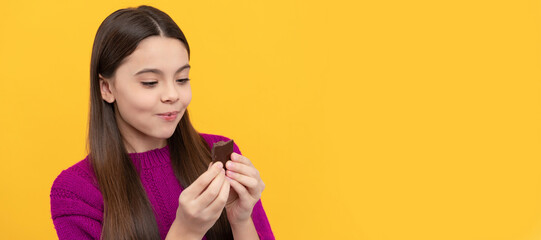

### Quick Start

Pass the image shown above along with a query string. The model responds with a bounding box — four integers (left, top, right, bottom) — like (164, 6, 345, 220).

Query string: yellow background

(1, 0, 541, 239)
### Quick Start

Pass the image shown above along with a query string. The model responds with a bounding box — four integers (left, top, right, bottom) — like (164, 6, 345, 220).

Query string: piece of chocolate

(211, 139, 234, 168)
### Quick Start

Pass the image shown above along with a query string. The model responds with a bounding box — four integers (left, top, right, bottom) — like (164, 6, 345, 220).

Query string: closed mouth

(157, 111, 179, 116)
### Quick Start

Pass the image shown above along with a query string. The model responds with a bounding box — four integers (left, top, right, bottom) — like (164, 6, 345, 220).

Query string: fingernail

(214, 161, 223, 169)
(226, 161, 234, 169)
(226, 170, 235, 177)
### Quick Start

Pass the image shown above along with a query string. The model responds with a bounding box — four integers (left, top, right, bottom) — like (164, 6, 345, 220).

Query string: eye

(141, 81, 158, 87)
(177, 78, 190, 84)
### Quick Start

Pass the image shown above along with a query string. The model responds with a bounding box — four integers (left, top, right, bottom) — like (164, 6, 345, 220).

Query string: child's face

(100, 36, 191, 150)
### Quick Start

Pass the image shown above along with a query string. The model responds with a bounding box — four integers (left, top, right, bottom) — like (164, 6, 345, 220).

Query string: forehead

(120, 36, 189, 72)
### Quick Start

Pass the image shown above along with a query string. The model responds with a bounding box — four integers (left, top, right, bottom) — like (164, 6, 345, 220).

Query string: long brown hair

(88, 5, 233, 240)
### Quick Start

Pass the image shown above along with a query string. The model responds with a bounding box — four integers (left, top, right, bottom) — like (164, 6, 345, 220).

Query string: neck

(122, 136, 167, 153)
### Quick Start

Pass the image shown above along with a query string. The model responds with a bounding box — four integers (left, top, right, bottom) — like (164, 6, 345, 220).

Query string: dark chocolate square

(211, 139, 234, 168)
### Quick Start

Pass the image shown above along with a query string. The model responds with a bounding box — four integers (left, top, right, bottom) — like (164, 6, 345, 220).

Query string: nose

(160, 80, 180, 103)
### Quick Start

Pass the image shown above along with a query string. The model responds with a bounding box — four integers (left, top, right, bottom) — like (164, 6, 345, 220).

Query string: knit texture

(50, 133, 274, 240)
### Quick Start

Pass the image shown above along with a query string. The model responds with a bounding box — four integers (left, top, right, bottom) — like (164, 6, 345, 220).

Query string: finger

(205, 174, 230, 214)
(196, 168, 226, 207)
(227, 176, 253, 201)
(226, 170, 259, 193)
(230, 152, 254, 167)
(182, 162, 224, 198)
(226, 160, 259, 178)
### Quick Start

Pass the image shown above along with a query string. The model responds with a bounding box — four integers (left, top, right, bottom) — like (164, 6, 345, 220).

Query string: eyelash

(141, 78, 190, 87)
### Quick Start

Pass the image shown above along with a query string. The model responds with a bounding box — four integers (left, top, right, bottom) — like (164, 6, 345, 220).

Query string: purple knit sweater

(50, 133, 274, 240)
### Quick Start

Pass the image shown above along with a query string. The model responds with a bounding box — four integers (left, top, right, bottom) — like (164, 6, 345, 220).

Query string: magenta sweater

(50, 133, 274, 240)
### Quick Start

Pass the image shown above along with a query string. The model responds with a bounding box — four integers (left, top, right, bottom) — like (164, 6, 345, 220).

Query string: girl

(50, 5, 274, 240)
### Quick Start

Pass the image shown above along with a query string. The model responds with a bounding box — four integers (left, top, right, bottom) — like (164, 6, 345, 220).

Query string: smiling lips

(157, 111, 179, 121)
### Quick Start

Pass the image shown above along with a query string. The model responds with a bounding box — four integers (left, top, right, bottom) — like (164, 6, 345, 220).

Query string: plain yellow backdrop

(2, 0, 541, 239)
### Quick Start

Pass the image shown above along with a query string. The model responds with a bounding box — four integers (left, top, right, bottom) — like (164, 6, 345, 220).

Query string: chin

(146, 124, 176, 138)
(155, 128, 177, 139)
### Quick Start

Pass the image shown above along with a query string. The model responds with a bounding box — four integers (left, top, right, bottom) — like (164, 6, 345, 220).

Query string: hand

(224, 152, 266, 225)
(167, 162, 230, 239)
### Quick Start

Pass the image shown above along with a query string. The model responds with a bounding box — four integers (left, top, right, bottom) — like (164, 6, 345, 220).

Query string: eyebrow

(134, 64, 191, 76)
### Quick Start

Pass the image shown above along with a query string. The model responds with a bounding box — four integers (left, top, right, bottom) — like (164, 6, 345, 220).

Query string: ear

(99, 74, 116, 103)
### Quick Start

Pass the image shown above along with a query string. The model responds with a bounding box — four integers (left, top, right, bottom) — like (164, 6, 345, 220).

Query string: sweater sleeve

(50, 163, 104, 240)
(200, 133, 275, 239)
(251, 199, 275, 240)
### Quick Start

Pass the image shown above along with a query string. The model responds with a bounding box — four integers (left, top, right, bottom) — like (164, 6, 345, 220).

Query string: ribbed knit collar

(128, 145, 171, 170)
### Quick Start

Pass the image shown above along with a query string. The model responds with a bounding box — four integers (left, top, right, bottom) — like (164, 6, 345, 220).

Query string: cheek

(181, 85, 192, 106)
(117, 88, 157, 113)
